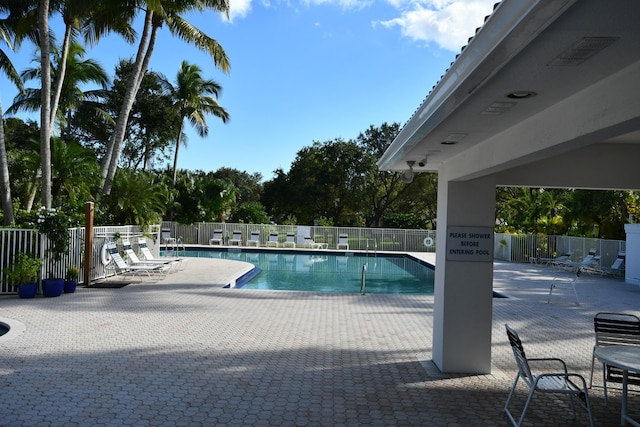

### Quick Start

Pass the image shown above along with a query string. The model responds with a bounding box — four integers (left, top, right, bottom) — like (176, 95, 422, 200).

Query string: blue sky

(1, 0, 497, 181)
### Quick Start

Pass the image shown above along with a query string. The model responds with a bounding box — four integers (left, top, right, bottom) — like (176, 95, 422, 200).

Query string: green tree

(101, 0, 231, 196)
(50, 136, 100, 210)
(158, 60, 229, 186)
(0, 10, 26, 224)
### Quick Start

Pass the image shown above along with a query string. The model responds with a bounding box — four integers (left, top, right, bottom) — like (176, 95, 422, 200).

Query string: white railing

(160, 221, 437, 253)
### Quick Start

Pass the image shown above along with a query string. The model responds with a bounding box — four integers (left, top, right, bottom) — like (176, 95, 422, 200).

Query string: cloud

(226, 0, 253, 22)
(302, 0, 373, 11)
(377, 0, 498, 52)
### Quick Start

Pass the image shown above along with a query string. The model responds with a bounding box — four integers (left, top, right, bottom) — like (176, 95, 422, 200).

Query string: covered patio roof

(378, 0, 640, 191)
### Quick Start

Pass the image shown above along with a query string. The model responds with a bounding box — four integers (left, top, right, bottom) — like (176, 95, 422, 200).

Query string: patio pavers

(1, 257, 639, 426)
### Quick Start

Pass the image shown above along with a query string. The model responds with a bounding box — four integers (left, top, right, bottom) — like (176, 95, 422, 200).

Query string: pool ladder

(361, 264, 367, 295)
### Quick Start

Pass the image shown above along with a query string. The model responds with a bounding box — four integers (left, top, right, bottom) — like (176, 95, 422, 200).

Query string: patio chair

(137, 238, 185, 270)
(547, 267, 582, 306)
(122, 240, 178, 272)
(600, 251, 626, 277)
(106, 242, 167, 281)
(209, 229, 223, 245)
(266, 231, 279, 247)
(589, 312, 640, 405)
(246, 231, 261, 247)
(161, 228, 177, 246)
(337, 233, 349, 250)
(304, 236, 327, 249)
(283, 232, 296, 248)
(504, 324, 594, 427)
(539, 250, 572, 266)
(229, 230, 243, 246)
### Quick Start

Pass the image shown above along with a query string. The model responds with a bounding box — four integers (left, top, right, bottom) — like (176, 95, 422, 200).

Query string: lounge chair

(504, 324, 594, 427)
(229, 230, 242, 246)
(556, 249, 597, 271)
(536, 250, 572, 265)
(283, 232, 296, 248)
(137, 238, 185, 270)
(209, 229, 223, 245)
(548, 267, 582, 306)
(266, 231, 279, 247)
(589, 312, 640, 405)
(106, 242, 167, 281)
(246, 231, 261, 247)
(600, 251, 625, 277)
(122, 240, 177, 272)
(161, 228, 177, 246)
(337, 233, 349, 250)
(304, 236, 327, 249)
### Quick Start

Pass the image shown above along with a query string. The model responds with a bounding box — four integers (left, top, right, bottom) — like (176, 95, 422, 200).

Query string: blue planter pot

(18, 282, 38, 298)
(64, 280, 77, 293)
(42, 278, 64, 297)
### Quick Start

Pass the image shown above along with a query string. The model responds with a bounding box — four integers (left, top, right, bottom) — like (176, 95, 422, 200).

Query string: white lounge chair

(161, 228, 177, 246)
(600, 251, 625, 277)
(106, 242, 167, 281)
(504, 324, 594, 427)
(229, 230, 242, 246)
(337, 233, 349, 250)
(266, 232, 279, 247)
(246, 231, 261, 247)
(137, 238, 185, 270)
(283, 232, 296, 248)
(122, 240, 177, 272)
(209, 229, 223, 245)
(304, 236, 327, 249)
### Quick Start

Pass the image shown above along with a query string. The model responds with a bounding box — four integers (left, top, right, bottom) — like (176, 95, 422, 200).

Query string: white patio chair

(590, 312, 640, 405)
(209, 229, 223, 245)
(122, 240, 177, 272)
(283, 232, 296, 248)
(266, 231, 279, 247)
(547, 267, 582, 305)
(504, 324, 594, 427)
(246, 231, 261, 247)
(337, 233, 349, 250)
(137, 238, 185, 270)
(229, 230, 242, 246)
(106, 242, 167, 281)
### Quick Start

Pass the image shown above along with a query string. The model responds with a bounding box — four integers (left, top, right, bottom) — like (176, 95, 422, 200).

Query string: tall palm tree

(159, 60, 229, 186)
(8, 40, 111, 138)
(0, 7, 26, 225)
(100, 0, 231, 196)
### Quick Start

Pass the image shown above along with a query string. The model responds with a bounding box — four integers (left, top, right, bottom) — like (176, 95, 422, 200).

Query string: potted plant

(5, 253, 42, 298)
(64, 266, 79, 293)
(36, 207, 71, 297)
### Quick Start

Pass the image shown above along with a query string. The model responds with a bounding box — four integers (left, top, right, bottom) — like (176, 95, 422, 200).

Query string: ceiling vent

(547, 37, 619, 67)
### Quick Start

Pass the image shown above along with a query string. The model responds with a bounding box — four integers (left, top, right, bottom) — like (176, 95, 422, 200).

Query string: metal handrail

(361, 264, 367, 295)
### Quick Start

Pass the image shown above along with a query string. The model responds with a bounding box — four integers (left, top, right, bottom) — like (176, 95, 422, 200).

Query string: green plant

(5, 253, 42, 287)
(36, 207, 71, 277)
(66, 266, 79, 281)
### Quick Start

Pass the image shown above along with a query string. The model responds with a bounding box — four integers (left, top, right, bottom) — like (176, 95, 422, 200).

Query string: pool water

(178, 249, 435, 294)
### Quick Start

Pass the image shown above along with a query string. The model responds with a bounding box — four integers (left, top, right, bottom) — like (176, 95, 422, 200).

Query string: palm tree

(159, 60, 229, 186)
(100, 0, 231, 196)
(8, 40, 111, 138)
(0, 7, 26, 224)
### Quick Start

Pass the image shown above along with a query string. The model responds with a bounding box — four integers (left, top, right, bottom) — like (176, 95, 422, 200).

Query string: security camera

(418, 156, 428, 168)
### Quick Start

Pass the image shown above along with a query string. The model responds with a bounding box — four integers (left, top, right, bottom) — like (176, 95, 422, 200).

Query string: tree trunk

(172, 121, 185, 186)
(39, 0, 52, 209)
(100, 10, 154, 196)
(0, 98, 15, 225)
(50, 24, 72, 130)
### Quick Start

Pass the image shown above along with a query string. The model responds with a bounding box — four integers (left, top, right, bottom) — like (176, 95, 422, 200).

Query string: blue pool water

(177, 249, 435, 294)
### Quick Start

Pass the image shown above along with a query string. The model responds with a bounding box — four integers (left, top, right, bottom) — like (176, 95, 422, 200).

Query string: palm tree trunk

(172, 121, 185, 186)
(0, 98, 15, 225)
(50, 23, 72, 130)
(100, 9, 154, 196)
(39, 0, 52, 209)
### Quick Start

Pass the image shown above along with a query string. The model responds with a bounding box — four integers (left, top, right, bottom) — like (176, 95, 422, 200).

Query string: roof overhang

(377, 0, 640, 188)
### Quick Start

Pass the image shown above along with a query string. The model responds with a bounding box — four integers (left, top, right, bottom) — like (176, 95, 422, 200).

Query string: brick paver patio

(1, 256, 639, 426)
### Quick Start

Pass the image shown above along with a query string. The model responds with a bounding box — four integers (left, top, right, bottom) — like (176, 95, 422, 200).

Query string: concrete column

(624, 224, 640, 285)
(432, 175, 496, 373)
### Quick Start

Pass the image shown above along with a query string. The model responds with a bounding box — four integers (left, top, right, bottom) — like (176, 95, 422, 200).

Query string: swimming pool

(177, 249, 435, 294)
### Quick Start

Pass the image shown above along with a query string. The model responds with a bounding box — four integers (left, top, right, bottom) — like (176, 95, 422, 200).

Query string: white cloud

(377, 0, 498, 52)
(227, 0, 253, 22)
(302, 0, 373, 11)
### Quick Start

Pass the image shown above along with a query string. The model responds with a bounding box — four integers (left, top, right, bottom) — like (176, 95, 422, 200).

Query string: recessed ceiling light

(506, 91, 537, 99)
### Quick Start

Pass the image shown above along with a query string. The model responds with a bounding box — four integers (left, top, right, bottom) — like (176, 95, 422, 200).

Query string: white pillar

(624, 224, 640, 285)
(432, 175, 496, 373)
